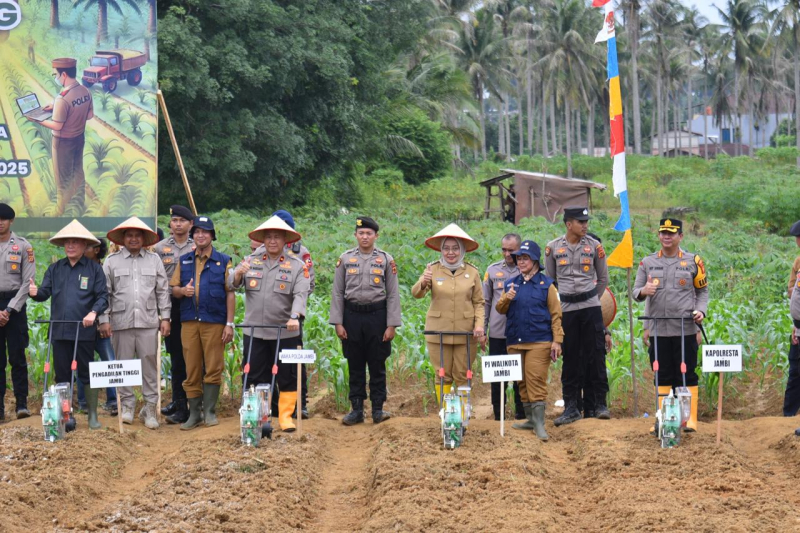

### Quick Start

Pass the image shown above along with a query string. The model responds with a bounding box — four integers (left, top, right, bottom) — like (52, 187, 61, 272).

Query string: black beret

(169, 205, 194, 221)
(356, 216, 379, 232)
(563, 206, 590, 222)
(790, 220, 800, 237)
(0, 203, 15, 220)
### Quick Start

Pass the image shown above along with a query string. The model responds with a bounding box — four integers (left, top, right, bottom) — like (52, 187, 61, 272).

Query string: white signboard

(279, 349, 317, 364)
(701, 345, 743, 373)
(482, 354, 523, 382)
(89, 360, 143, 388)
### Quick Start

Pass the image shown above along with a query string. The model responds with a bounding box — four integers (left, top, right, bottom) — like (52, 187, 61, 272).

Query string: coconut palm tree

(680, 6, 708, 157)
(620, 0, 644, 154)
(768, 0, 800, 165)
(72, 0, 142, 46)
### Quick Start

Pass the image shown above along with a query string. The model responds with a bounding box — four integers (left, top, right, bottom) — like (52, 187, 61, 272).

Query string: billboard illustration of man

(27, 57, 93, 213)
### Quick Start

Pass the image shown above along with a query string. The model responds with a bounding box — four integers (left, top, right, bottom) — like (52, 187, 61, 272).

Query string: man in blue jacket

(170, 216, 235, 430)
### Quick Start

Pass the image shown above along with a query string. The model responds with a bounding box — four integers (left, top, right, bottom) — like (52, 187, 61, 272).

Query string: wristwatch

(226, 322, 235, 327)
(290, 313, 299, 320)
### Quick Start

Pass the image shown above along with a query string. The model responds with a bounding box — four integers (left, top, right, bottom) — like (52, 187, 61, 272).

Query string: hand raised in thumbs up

(28, 277, 37, 298)
(183, 278, 195, 298)
(640, 274, 658, 297)
(506, 282, 517, 300)
(422, 264, 433, 288)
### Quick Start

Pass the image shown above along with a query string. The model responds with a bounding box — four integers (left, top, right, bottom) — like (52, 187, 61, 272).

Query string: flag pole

(626, 267, 638, 416)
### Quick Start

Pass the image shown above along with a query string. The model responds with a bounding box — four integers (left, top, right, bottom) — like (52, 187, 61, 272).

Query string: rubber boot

(166, 399, 189, 425)
(342, 398, 364, 426)
(203, 384, 220, 427)
(181, 397, 203, 430)
(554, 398, 582, 427)
(531, 402, 549, 441)
(685, 385, 699, 432)
(372, 402, 391, 424)
(651, 386, 673, 434)
(279, 391, 297, 432)
(86, 388, 102, 430)
(512, 402, 535, 430)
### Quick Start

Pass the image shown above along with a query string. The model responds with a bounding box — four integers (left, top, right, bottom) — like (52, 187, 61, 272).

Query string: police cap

(659, 218, 682, 234)
(563, 206, 590, 222)
(790, 220, 800, 237)
(0, 203, 15, 220)
(52, 58, 77, 69)
(356, 216, 379, 232)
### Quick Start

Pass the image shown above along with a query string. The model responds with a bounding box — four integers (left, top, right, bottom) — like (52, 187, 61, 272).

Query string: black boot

(161, 400, 177, 416)
(594, 403, 611, 420)
(15, 396, 30, 419)
(514, 403, 527, 420)
(372, 402, 391, 424)
(493, 404, 501, 421)
(166, 399, 189, 424)
(796, 428, 800, 436)
(342, 399, 364, 426)
(554, 398, 582, 427)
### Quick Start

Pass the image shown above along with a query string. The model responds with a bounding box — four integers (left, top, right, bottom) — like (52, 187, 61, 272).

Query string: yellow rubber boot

(651, 386, 673, 434)
(278, 391, 297, 432)
(685, 386, 699, 432)
(435, 383, 452, 406)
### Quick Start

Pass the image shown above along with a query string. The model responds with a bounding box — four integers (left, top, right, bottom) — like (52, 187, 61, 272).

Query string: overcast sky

(691, 2, 723, 26)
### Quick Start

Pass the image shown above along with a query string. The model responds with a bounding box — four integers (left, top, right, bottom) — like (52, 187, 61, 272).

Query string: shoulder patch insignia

(336, 258, 342, 268)
(390, 259, 397, 275)
(27, 248, 34, 262)
(483, 271, 489, 282)
(303, 265, 309, 279)
(545, 246, 551, 256)
(596, 244, 606, 259)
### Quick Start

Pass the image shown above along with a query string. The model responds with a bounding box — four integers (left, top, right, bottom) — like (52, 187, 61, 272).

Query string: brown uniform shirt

(329, 247, 401, 327)
(544, 234, 608, 313)
(229, 252, 310, 340)
(632, 248, 709, 337)
(52, 82, 93, 139)
(0, 232, 35, 312)
(153, 236, 195, 280)
(411, 261, 485, 345)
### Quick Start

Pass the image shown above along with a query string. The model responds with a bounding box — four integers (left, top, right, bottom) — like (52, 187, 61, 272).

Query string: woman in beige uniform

(412, 224, 485, 403)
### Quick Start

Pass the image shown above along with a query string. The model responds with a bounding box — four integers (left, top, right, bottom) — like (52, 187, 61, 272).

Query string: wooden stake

(157, 90, 198, 215)
(716, 372, 724, 445)
(627, 268, 639, 416)
(156, 331, 162, 423)
(117, 394, 123, 434)
(296, 363, 302, 437)
(500, 380, 505, 437)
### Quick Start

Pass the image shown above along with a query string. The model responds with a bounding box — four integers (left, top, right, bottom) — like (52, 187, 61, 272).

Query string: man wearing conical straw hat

(230, 215, 310, 432)
(101, 217, 171, 429)
(30, 220, 108, 430)
(412, 223, 485, 402)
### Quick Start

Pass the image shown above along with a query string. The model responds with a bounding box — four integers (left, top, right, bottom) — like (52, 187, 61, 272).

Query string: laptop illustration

(15, 94, 52, 122)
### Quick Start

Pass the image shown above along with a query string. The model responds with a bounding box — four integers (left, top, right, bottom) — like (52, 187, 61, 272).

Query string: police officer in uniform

(154, 205, 195, 424)
(330, 217, 401, 425)
(230, 215, 310, 432)
(32, 58, 93, 213)
(633, 218, 708, 432)
(545, 207, 609, 426)
(0, 204, 34, 419)
(483, 233, 525, 421)
(257, 209, 314, 419)
(785, 220, 800, 419)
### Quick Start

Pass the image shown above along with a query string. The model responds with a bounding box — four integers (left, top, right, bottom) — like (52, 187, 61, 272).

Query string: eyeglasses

(442, 247, 460, 253)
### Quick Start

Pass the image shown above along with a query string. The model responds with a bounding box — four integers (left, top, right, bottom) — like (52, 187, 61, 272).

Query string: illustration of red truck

(81, 49, 147, 93)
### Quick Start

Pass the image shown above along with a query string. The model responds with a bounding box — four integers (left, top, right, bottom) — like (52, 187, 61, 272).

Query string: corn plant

(86, 138, 123, 171)
(111, 101, 127, 122)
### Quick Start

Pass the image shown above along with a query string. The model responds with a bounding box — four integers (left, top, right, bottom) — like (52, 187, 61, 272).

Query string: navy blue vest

(178, 248, 230, 324)
(504, 271, 554, 344)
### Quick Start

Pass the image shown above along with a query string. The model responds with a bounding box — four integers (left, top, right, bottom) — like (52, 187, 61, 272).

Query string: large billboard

(0, 0, 157, 233)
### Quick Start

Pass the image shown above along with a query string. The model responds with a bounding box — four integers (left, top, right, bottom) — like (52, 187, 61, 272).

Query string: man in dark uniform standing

(154, 205, 194, 424)
(0, 204, 35, 419)
(783, 220, 800, 418)
(330, 217, 401, 425)
(31, 58, 93, 213)
(545, 207, 610, 426)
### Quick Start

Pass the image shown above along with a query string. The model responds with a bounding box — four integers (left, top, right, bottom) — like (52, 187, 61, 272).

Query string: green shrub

(387, 109, 453, 185)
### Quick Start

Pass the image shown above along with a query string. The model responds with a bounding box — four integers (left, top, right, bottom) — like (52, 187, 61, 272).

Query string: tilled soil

(1, 392, 799, 532)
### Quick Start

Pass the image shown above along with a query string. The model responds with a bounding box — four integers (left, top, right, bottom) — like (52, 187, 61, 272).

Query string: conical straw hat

(106, 216, 160, 247)
(601, 287, 617, 327)
(50, 219, 100, 246)
(249, 215, 302, 244)
(425, 223, 479, 252)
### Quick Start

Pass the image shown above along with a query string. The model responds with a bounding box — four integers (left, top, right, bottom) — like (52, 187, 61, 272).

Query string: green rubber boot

(181, 397, 203, 430)
(531, 402, 549, 441)
(203, 384, 220, 427)
(512, 402, 535, 430)
(86, 387, 102, 430)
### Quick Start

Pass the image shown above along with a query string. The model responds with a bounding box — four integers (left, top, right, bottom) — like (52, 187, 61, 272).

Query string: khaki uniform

(254, 242, 315, 293)
(329, 247, 401, 326)
(544, 234, 608, 311)
(791, 271, 800, 322)
(229, 252, 310, 340)
(153, 236, 195, 279)
(102, 248, 171, 409)
(0, 233, 35, 405)
(51, 82, 92, 211)
(482, 260, 519, 338)
(412, 261, 484, 386)
(632, 248, 709, 336)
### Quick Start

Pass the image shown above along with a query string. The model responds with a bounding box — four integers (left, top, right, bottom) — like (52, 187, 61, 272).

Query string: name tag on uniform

(182, 260, 193, 264)
(80, 276, 88, 290)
